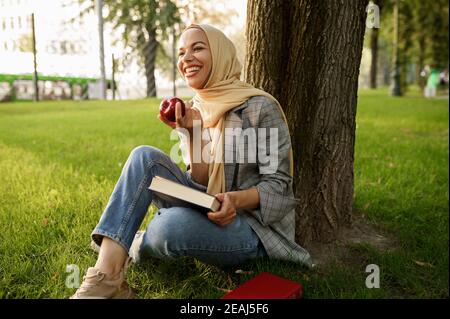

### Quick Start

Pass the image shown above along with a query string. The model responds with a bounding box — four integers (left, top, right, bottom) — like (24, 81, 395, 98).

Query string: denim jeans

(91, 145, 267, 267)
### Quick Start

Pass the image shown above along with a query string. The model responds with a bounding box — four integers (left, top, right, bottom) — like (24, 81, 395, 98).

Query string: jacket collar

(229, 100, 248, 114)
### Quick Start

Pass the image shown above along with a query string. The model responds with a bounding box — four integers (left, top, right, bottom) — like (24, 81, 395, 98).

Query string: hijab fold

(182, 24, 293, 195)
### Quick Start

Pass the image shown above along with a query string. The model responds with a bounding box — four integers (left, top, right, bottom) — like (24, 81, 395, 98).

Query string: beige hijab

(181, 24, 293, 195)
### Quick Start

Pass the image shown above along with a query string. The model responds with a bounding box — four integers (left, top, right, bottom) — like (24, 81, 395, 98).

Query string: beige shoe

(70, 258, 135, 299)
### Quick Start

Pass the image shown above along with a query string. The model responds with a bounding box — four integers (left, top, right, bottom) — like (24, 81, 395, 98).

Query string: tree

(369, 3, 380, 89)
(245, 0, 369, 245)
(377, 0, 449, 90)
(75, 0, 180, 97)
(410, 0, 432, 89)
(368, 0, 391, 89)
(410, 0, 449, 81)
(397, 0, 415, 94)
(390, 0, 402, 96)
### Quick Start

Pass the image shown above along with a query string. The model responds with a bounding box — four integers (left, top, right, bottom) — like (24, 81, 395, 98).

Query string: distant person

(420, 65, 429, 79)
(439, 68, 448, 87)
(424, 67, 440, 98)
(70, 24, 312, 299)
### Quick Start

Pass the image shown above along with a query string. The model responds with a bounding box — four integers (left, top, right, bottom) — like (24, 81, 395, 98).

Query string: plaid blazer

(184, 96, 312, 267)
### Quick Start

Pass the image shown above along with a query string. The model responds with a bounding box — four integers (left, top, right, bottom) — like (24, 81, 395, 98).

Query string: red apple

(159, 97, 186, 122)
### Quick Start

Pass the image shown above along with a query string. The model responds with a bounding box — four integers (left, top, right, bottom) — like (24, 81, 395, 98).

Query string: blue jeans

(91, 145, 267, 267)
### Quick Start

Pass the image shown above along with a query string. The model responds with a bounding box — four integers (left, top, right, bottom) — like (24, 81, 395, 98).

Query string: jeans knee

(129, 145, 164, 166)
(142, 208, 192, 256)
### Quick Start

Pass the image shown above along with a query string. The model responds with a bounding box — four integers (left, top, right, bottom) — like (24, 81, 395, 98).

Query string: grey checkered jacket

(184, 96, 312, 267)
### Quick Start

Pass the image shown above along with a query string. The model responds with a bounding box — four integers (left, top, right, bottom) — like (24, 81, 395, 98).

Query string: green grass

(0, 87, 448, 298)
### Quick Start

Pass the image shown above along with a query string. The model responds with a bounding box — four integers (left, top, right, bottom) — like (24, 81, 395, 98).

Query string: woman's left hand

(207, 193, 237, 227)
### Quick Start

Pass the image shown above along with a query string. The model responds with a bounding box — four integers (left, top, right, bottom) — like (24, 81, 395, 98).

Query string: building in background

(0, 0, 101, 77)
(0, 0, 151, 100)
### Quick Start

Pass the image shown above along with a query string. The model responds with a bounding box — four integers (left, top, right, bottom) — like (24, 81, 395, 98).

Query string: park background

(0, 0, 448, 298)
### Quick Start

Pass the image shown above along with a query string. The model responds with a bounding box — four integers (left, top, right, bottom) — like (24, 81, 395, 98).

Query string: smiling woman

(71, 23, 311, 299)
(177, 29, 213, 89)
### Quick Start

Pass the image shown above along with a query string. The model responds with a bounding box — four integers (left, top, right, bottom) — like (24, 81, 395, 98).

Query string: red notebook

(221, 272, 303, 299)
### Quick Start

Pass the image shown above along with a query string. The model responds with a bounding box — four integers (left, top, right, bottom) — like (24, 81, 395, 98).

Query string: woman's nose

(181, 50, 194, 62)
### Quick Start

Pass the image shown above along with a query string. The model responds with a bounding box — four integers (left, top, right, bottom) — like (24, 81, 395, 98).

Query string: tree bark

(245, 0, 368, 246)
(142, 27, 158, 97)
(244, 0, 289, 98)
(370, 28, 379, 89)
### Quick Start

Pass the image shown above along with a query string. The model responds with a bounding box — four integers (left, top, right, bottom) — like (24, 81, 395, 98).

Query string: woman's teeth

(185, 67, 201, 76)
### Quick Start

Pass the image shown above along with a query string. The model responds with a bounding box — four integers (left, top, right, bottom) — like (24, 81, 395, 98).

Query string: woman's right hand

(158, 100, 203, 133)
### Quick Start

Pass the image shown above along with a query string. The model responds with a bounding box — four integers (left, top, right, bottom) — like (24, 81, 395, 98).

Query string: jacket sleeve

(252, 98, 299, 226)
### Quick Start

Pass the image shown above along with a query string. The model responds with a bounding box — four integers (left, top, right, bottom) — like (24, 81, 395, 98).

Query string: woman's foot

(70, 257, 135, 299)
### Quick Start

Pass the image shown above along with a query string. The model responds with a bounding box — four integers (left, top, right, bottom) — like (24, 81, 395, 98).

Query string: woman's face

(177, 28, 212, 89)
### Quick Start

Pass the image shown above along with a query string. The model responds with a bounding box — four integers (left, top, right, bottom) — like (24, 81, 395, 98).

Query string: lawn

(0, 88, 448, 298)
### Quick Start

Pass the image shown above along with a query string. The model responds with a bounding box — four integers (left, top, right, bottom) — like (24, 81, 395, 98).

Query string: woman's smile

(184, 65, 202, 78)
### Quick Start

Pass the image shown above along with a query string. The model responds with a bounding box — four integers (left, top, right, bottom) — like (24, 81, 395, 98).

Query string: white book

(148, 176, 221, 213)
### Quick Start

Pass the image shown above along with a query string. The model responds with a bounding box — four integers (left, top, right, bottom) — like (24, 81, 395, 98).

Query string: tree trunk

(142, 27, 158, 97)
(370, 0, 385, 89)
(370, 28, 379, 89)
(417, 37, 425, 89)
(245, 0, 368, 246)
(245, 0, 288, 99)
(390, 0, 402, 96)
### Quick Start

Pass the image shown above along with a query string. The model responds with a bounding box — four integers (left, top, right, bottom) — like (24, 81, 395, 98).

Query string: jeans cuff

(91, 229, 130, 253)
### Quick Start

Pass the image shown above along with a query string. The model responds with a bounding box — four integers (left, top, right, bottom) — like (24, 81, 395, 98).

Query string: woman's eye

(178, 47, 202, 57)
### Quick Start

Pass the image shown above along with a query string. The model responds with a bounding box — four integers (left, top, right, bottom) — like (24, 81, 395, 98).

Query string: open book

(148, 176, 221, 213)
